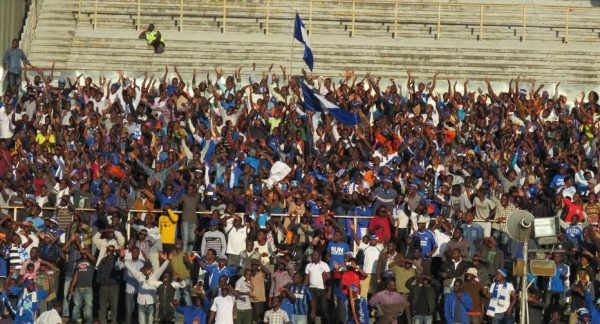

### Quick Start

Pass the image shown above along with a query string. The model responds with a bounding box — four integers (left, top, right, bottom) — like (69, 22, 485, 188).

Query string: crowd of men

(3, 36, 600, 324)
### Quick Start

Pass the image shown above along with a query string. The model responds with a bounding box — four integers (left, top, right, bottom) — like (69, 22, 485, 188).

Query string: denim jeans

(138, 303, 155, 324)
(125, 293, 136, 324)
(181, 221, 196, 253)
(72, 287, 93, 323)
(413, 314, 433, 324)
(493, 313, 515, 324)
(62, 276, 72, 317)
(174, 279, 192, 306)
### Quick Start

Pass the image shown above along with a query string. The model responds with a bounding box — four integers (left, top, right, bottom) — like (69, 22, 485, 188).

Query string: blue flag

(294, 13, 314, 71)
(301, 82, 361, 126)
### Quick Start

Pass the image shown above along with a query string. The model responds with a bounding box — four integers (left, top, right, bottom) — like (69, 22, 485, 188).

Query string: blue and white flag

(301, 82, 361, 126)
(294, 13, 314, 71)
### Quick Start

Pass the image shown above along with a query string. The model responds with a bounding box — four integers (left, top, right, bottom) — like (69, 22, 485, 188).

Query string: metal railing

(4, 204, 499, 252)
(75, 0, 599, 43)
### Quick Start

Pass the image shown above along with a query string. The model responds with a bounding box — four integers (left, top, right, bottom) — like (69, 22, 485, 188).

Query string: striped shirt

(9, 244, 26, 270)
(288, 283, 312, 316)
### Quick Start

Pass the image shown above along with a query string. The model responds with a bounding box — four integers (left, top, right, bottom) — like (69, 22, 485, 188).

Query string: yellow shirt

(159, 209, 178, 244)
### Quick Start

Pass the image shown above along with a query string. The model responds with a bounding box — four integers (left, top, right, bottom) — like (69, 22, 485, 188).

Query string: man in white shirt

(115, 246, 145, 324)
(124, 253, 171, 324)
(304, 251, 330, 322)
(208, 284, 236, 324)
(226, 216, 248, 267)
(484, 268, 516, 321)
(0, 104, 14, 139)
(360, 234, 381, 298)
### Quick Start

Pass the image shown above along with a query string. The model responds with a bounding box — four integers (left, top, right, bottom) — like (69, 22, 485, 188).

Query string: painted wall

(0, 0, 27, 59)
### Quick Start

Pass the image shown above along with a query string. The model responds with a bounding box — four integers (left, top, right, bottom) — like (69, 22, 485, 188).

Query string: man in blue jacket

(175, 286, 210, 324)
(444, 279, 473, 324)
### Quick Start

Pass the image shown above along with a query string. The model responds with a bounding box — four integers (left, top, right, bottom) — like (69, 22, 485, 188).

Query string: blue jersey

(327, 241, 349, 269)
(288, 284, 312, 316)
(565, 225, 583, 242)
(205, 264, 236, 290)
(417, 230, 437, 258)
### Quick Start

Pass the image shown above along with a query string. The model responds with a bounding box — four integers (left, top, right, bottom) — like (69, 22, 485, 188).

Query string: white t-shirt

(35, 308, 62, 324)
(362, 246, 381, 274)
(234, 277, 252, 310)
(305, 261, 330, 289)
(210, 294, 236, 324)
(432, 229, 451, 258)
(226, 226, 248, 255)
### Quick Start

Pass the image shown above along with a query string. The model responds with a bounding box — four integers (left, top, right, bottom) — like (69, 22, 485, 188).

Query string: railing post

(126, 211, 131, 240)
(436, 2, 441, 39)
(522, 5, 526, 42)
(222, 0, 227, 33)
(565, 8, 570, 43)
(179, 0, 184, 31)
(353, 217, 358, 252)
(265, 0, 270, 34)
(93, 0, 98, 29)
(12, 207, 16, 222)
(394, 0, 398, 38)
(137, 0, 141, 31)
(351, 0, 356, 37)
(78, 0, 82, 23)
(309, 0, 313, 34)
(479, 5, 483, 40)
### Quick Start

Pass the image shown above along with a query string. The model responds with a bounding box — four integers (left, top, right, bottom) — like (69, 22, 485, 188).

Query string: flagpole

(290, 12, 295, 77)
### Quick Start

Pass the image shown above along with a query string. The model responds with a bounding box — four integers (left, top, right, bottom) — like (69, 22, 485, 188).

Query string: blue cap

(159, 151, 168, 162)
(209, 219, 219, 226)
(58, 79, 66, 84)
(496, 268, 507, 278)
(369, 234, 379, 240)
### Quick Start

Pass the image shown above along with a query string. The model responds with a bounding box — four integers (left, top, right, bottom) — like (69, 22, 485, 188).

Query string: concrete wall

(0, 0, 27, 59)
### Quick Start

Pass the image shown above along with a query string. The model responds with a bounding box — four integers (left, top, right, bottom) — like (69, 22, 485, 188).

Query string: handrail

(3, 204, 495, 250)
(63, 0, 600, 43)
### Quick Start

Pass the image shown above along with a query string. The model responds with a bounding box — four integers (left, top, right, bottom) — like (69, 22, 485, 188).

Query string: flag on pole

(301, 82, 361, 125)
(294, 13, 314, 71)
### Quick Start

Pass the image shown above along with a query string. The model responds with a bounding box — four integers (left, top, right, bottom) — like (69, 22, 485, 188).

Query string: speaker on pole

(506, 210, 535, 242)
(505, 210, 535, 324)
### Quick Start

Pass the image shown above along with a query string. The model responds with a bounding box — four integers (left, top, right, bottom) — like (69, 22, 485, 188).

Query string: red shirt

(564, 198, 584, 223)
(368, 215, 392, 242)
(336, 268, 367, 295)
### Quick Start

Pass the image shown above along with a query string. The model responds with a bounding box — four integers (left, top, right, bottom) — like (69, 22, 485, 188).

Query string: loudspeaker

(529, 259, 557, 277)
(506, 210, 535, 242)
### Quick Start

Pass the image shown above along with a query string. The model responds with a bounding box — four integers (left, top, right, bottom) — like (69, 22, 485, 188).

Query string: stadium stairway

(22, 0, 600, 96)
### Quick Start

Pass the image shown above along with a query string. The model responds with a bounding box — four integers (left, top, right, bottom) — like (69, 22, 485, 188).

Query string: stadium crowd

(3, 38, 600, 324)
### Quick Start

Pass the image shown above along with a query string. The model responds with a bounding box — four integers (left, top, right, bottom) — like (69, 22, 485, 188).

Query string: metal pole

(266, 0, 270, 34)
(394, 0, 398, 38)
(12, 207, 16, 222)
(436, 2, 441, 39)
(520, 240, 528, 324)
(353, 217, 358, 252)
(222, 0, 227, 32)
(179, 0, 184, 31)
(479, 5, 483, 40)
(522, 5, 526, 42)
(351, 0, 356, 37)
(126, 211, 131, 240)
(309, 0, 313, 34)
(93, 0, 98, 29)
(78, 0, 82, 22)
(136, 0, 141, 31)
(565, 8, 570, 43)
